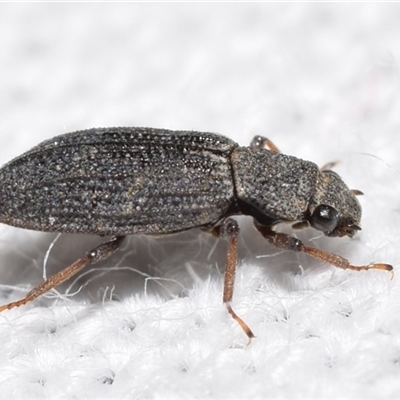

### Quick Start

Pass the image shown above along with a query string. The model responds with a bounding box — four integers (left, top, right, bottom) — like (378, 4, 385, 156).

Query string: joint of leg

(86, 236, 125, 264)
(250, 135, 266, 149)
(220, 218, 239, 239)
(250, 135, 280, 152)
(272, 233, 304, 252)
(87, 249, 99, 263)
(288, 237, 303, 252)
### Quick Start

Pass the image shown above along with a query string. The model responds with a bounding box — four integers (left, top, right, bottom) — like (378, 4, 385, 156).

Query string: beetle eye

(310, 205, 339, 233)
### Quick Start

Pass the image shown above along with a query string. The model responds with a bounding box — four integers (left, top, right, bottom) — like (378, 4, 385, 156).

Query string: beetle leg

(350, 189, 364, 196)
(250, 135, 280, 153)
(291, 221, 309, 230)
(210, 218, 255, 342)
(255, 223, 393, 275)
(320, 160, 340, 171)
(0, 236, 126, 312)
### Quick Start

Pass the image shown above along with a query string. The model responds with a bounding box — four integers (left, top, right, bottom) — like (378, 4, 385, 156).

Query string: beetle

(0, 127, 392, 340)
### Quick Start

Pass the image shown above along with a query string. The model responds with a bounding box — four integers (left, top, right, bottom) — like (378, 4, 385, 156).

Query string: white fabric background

(0, 3, 399, 399)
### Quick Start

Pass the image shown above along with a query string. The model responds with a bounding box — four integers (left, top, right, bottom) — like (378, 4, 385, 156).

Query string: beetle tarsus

(226, 303, 255, 344)
(302, 245, 393, 274)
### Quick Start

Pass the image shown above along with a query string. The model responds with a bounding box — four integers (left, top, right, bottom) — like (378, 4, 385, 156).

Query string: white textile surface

(0, 4, 399, 399)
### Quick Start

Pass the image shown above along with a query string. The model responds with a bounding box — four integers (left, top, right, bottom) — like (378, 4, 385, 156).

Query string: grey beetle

(0, 127, 392, 339)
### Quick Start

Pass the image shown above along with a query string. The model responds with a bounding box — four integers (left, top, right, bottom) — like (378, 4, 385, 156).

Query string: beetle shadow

(0, 226, 228, 307)
(0, 217, 333, 309)
(60, 230, 229, 304)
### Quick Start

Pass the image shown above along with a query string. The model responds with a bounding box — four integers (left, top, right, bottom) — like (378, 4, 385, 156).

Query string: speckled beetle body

(0, 127, 392, 340)
(0, 127, 359, 237)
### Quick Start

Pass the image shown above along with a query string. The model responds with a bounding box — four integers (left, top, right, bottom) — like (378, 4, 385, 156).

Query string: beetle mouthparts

(339, 223, 361, 238)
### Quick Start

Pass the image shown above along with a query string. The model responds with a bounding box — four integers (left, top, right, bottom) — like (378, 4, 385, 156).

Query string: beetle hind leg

(0, 236, 126, 312)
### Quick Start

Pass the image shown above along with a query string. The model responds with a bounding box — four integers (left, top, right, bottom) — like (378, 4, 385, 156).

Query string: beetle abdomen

(0, 127, 237, 235)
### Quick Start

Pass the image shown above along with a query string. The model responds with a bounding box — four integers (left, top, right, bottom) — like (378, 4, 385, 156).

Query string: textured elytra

(0, 128, 238, 235)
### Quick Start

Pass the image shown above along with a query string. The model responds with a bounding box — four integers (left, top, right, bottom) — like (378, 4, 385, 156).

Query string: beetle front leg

(211, 218, 255, 341)
(0, 236, 126, 312)
(255, 223, 393, 274)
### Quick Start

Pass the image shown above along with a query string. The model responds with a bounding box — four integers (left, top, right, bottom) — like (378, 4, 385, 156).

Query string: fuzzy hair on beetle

(0, 127, 393, 340)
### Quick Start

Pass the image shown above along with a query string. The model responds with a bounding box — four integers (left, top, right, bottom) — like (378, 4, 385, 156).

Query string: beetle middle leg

(210, 218, 255, 341)
(255, 223, 393, 274)
(0, 236, 126, 312)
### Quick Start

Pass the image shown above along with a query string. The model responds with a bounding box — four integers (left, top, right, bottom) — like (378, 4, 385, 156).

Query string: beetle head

(307, 170, 362, 238)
